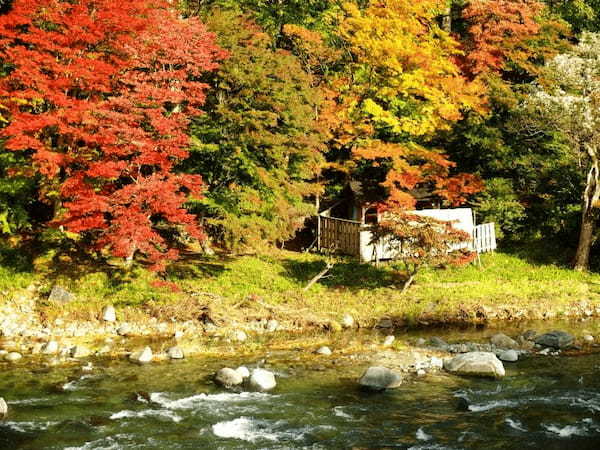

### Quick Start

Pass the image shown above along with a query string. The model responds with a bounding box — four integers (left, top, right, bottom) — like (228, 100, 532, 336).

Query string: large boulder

(490, 333, 519, 350)
(248, 368, 276, 392)
(535, 331, 574, 349)
(444, 352, 505, 378)
(215, 368, 244, 388)
(359, 366, 403, 390)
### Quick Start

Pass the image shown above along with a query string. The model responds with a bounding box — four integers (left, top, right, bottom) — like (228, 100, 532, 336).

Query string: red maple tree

(0, 0, 226, 269)
(461, 0, 544, 77)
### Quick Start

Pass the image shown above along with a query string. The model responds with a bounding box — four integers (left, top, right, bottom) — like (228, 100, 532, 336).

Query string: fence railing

(318, 215, 362, 256)
(473, 223, 496, 253)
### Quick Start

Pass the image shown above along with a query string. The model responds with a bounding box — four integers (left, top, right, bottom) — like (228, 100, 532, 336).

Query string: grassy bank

(1, 242, 600, 327)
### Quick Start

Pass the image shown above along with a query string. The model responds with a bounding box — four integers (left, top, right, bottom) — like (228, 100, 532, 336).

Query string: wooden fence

(318, 216, 362, 256)
(473, 223, 496, 253)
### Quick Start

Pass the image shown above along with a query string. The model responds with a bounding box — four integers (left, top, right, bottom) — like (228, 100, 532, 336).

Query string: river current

(1, 325, 600, 449)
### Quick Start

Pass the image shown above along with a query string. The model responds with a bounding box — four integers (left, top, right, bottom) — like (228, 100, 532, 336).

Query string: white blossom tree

(524, 32, 600, 270)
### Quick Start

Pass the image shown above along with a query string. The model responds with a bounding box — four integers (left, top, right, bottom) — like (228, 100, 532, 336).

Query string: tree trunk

(574, 149, 600, 271)
(442, 5, 452, 32)
(574, 209, 595, 271)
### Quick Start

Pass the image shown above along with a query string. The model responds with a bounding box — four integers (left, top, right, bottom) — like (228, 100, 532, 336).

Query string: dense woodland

(2, 0, 600, 276)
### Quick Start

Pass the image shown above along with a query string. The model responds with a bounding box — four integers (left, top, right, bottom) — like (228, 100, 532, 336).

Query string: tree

(185, 9, 326, 251)
(0, 0, 225, 270)
(523, 32, 600, 269)
(370, 213, 475, 292)
(461, 0, 545, 77)
(332, 0, 485, 209)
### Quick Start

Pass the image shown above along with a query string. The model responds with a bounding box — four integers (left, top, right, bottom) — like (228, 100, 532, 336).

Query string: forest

(2, 0, 600, 287)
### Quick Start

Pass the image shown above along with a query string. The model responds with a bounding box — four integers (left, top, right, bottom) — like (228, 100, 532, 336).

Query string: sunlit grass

(2, 242, 599, 325)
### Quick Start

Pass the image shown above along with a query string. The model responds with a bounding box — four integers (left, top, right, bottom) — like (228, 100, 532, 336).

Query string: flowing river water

(1, 322, 600, 449)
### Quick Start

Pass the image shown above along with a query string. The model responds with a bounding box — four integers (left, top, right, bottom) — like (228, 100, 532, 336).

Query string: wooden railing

(318, 215, 362, 256)
(473, 223, 496, 253)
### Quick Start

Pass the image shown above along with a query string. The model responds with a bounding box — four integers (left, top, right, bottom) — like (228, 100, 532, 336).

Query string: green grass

(2, 242, 599, 325)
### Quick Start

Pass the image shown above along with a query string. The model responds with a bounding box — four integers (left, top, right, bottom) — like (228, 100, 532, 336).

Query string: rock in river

(236, 366, 250, 379)
(0, 397, 6, 419)
(167, 346, 184, 360)
(359, 366, 403, 390)
(249, 368, 277, 392)
(534, 331, 574, 349)
(444, 352, 505, 378)
(129, 346, 153, 364)
(215, 368, 243, 388)
(499, 349, 518, 362)
(490, 333, 519, 350)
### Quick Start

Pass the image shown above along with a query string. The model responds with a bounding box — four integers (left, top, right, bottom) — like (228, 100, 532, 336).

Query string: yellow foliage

(339, 0, 486, 137)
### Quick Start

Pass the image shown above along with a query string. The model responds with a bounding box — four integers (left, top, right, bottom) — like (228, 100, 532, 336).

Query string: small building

(317, 182, 496, 262)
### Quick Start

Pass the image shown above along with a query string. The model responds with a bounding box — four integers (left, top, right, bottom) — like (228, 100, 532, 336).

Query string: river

(1, 324, 600, 449)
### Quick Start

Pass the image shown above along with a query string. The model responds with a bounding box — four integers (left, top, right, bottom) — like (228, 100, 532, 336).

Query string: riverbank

(2, 245, 600, 365)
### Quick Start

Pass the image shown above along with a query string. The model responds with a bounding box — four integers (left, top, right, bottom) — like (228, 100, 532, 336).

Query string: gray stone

(376, 318, 393, 329)
(266, 320, 279, 332)
(359, 366, 403, 390)
(236, 366, 250, 379)
(316, 346, 332, 356)
(522, 330, 537, 341)
(417, 369, 426, 377)
(215, 368, 243, 387)
(102, 305, 116, 322)
(70, 345, 90, 358)
(0, 397, 6, 419)
(5, 352, 22, 362)
(341, 314, 354, 328)
(117, 324, 132, 336)
(383, 335, 395, 347)
(415, 338, 427, 347)
(430, 356, 444, 369)
(444, 352, 505, 378)
(48, 286, 75, 304)
(129, 346, 153, 364)
(583, 334, 594, 343)
(534, 331, 574, 349)
(233, 330, 247, 342)
(429, 337, 447, 348)
(499, 349, 518, 362)
(248, 368, 277, 392)
(167, 346, 184, 360)
(42, 341, 59, 355)
(490, 333, 519, 349)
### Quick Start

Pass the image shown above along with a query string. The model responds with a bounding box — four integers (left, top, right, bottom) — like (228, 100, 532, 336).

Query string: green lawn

(1, 243, 599, 325)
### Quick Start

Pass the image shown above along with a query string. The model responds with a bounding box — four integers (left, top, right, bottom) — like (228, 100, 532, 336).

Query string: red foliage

(0, 0, 226, 269)
(461, 0, 543, 77)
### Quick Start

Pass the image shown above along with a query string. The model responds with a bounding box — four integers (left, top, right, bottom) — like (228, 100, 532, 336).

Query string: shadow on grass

(500, 239, 577, 269)
(166, 253, 230, 280)
(282, 257, 397, 290)
(0, 245, 34, 273)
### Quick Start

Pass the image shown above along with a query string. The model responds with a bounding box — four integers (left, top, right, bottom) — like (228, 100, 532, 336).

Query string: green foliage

(185, 9, 325, 251)
(0, 143, 37, 235)
(543, 0, 600, 32)
(473, 178, 525, 240)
